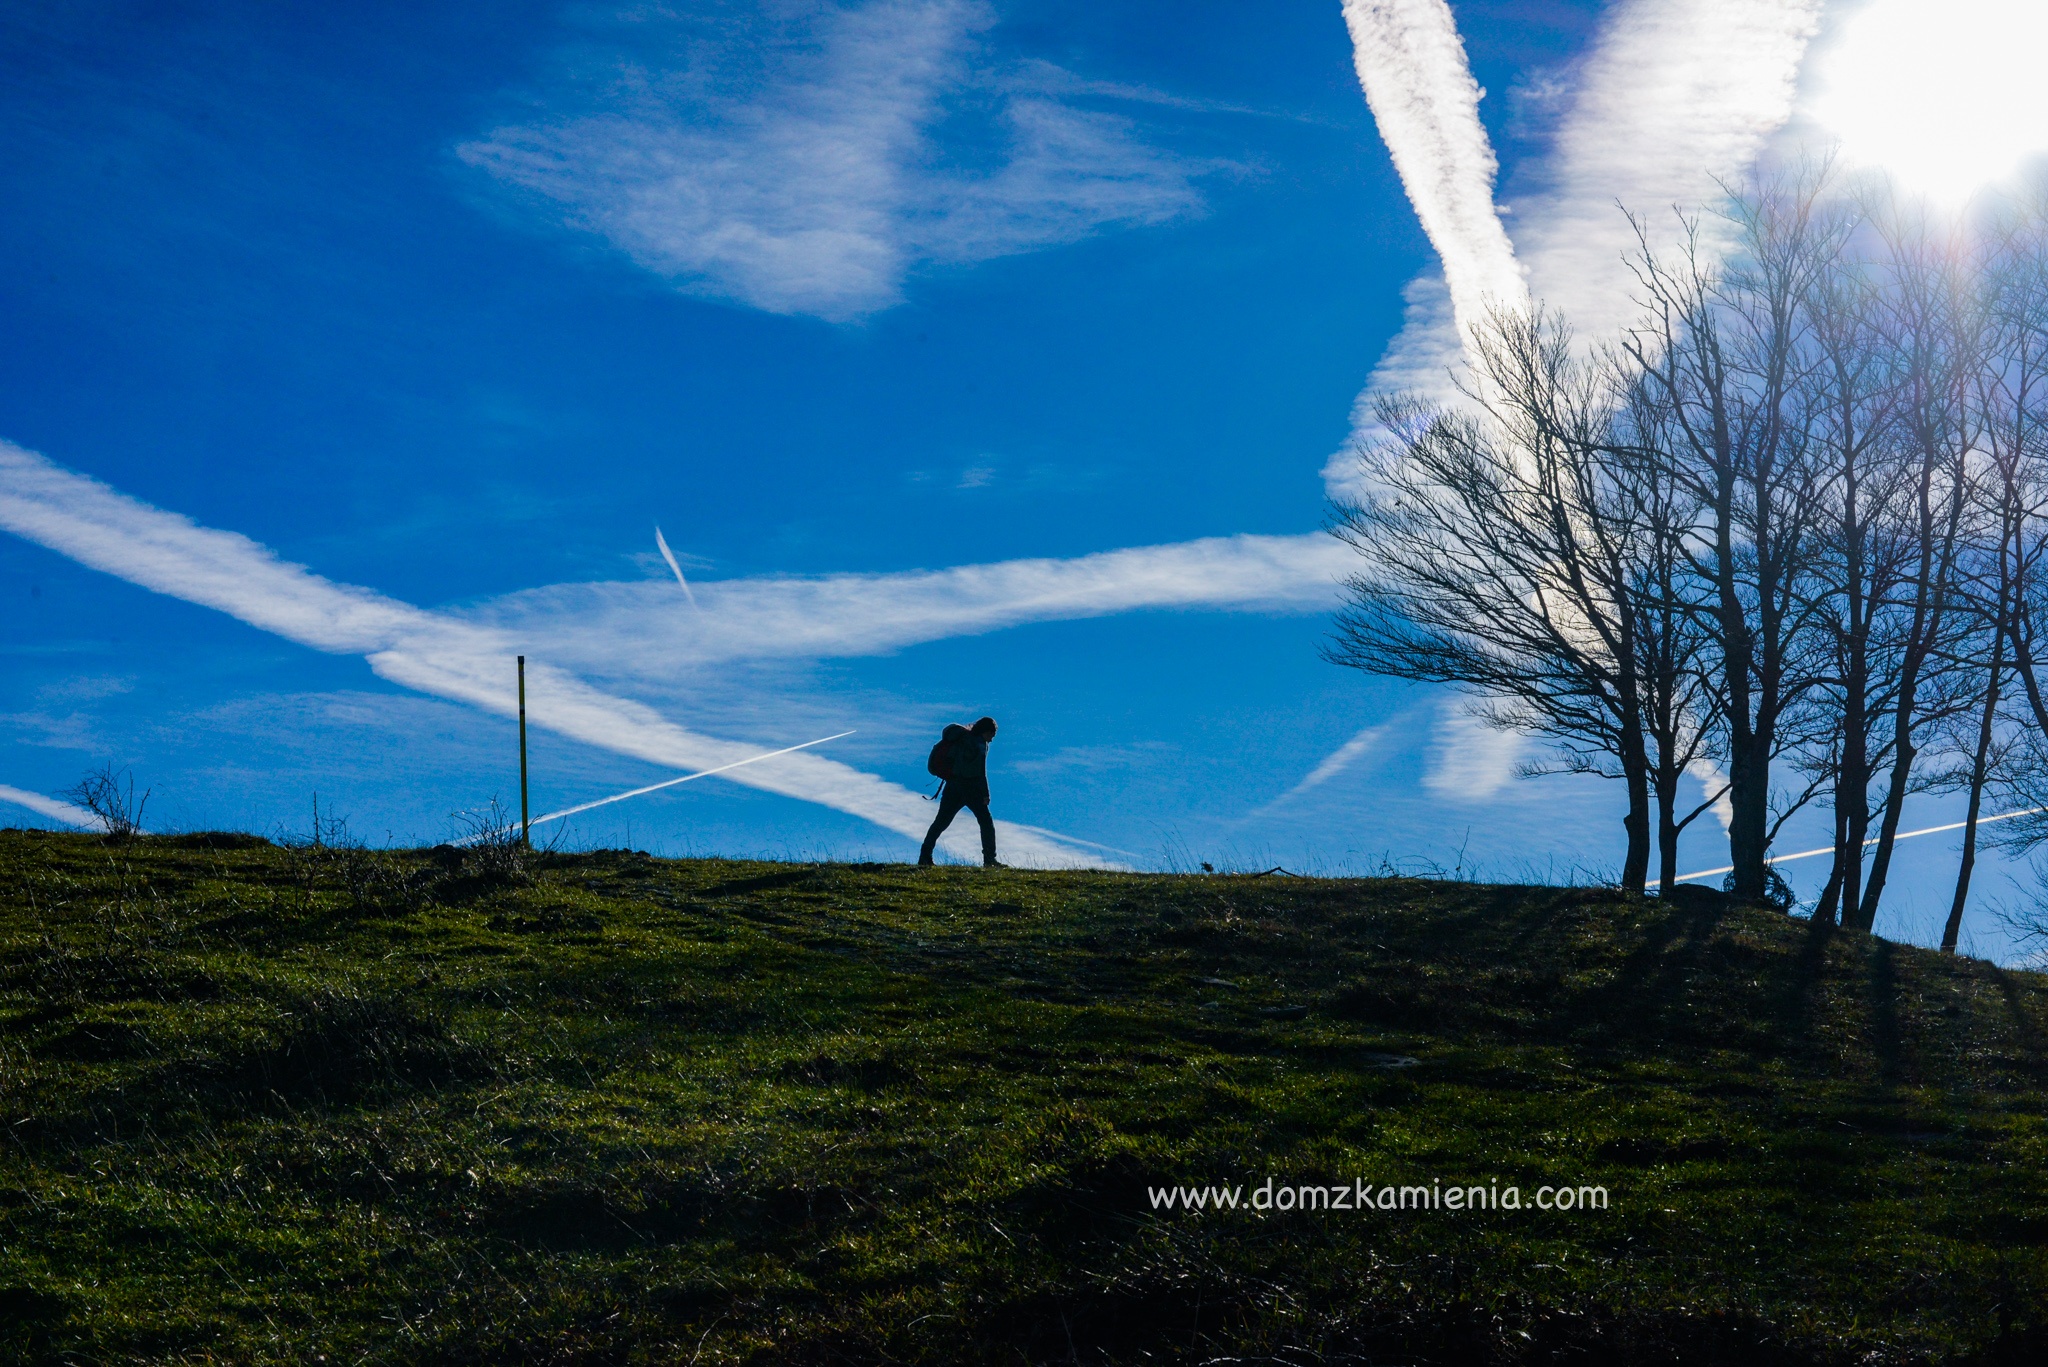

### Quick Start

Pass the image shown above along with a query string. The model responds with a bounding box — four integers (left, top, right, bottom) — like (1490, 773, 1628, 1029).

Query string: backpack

(926, 724, 970, 781)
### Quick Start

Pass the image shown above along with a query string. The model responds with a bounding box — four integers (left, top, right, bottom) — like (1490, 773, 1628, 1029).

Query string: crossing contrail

(1676, 807, 2048, 883)
(511, 730, 855, 834)
(1339, 0, 1527, 360)
(0, 441, 1111, 867)
(654, 526, 698, 606)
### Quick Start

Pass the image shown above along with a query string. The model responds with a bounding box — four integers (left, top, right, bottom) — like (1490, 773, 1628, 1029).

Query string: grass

(2, 828, 2047, 1365)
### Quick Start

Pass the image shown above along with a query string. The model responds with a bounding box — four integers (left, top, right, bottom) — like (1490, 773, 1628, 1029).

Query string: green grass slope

(2, 829, 2047, 1365)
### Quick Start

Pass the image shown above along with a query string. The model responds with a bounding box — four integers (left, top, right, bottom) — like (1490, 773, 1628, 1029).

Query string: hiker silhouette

(919, 716, 1002, 867)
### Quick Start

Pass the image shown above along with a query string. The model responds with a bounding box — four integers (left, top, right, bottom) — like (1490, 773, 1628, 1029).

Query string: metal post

(518, 655, 530, 849)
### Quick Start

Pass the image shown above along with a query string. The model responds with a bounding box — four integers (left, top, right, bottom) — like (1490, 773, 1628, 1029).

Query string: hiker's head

(972, 716, 998, 740)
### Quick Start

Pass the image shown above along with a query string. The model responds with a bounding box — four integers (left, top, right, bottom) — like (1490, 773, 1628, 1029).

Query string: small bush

(1722, 866, 1797, 912)
(65, 765, 148, 838)
(450, 798, 533, 885)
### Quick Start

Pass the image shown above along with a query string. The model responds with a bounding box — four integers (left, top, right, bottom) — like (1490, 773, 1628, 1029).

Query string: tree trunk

(1813, 862, 1843, 928)
(1852, 732, 1914, 932)
(1834, 661, 1871, 928)
(1656, 767, 1681, 897)
(1833, 497, 1872, 928)
(1814, 804, 1847, 928)
(1620, 721, 1652, 895)
(1856, 493, 1958, 929)
(1727, 729, 1772, 901)
(1944, 635, 2004, 954)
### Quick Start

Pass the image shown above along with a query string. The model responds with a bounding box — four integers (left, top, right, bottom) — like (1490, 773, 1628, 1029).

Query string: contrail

(1244, 722, 1390, 820)
(1676, 807, 2048, 883)
(1333, 0, 1822, 804)
(1002, 821, 1142, 860)
(0, 441, 1113, 868)
(517, 730, 854, 833)
(1290, 723, 1387, 796)
(1328, 0, 1822, 502)
(0, 784, 101, 830)
(1512, 0, 1822, 347)
(1340, 0, 1527, 358)
(471, 532, 1347, 677)
(653, 526, 698, 606)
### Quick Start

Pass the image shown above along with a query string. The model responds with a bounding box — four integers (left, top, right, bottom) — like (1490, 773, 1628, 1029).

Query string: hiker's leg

(919, 792, 962, 865)
(967, 799, 997, 866)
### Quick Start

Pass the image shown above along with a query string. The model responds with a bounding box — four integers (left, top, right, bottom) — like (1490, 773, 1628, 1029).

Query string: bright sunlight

(1812, 0, 2048, 203)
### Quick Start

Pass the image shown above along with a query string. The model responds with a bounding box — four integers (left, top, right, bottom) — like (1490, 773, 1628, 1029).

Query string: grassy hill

(2, 829, 2047, 1365)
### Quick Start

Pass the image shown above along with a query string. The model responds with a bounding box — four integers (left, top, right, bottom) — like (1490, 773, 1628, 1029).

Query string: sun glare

(1813, 0, 2048, 203)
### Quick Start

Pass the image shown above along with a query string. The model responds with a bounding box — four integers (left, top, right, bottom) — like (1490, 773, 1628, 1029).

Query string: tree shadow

(1577, 897, 1727, 1050)
(1986, 967, 2048, 1067)
(1866, 939, 1904, 1090)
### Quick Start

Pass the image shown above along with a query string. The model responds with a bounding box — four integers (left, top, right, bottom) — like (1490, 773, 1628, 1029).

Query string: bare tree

(1622, 177, 1842, 902)
(1332, 172, 2048, 922)
(1609, 379, 1723, 892)
(1839, 213, 1986, 931)
(1937, 610, 2010, 953)
(1799, 217, 1910, 927)
(1329, 310, 1673, 892)
(1957, 190, 2048, 941)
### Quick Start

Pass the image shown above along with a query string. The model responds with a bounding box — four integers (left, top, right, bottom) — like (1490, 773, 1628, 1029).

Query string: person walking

(919, 716, 1003, 867)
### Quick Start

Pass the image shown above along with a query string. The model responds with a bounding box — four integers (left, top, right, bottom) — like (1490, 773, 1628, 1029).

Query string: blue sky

(1, 0, 2039, 959)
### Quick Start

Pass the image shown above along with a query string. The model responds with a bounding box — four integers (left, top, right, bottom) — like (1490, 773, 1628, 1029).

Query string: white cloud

(653, 526, 698, 604)
(1323, 269, 1467, 498)
(1286, 723, 1387, 796)
(459, 0, 1208, 320)
(1011, 741, 1174, 777)
(1328, 0, 1531, 498)
(52, 677, 134, 705)
(1422, 702, 1527, 802)
(1688, 755, 1735, 832)
(1511, 0, 1822, 346)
